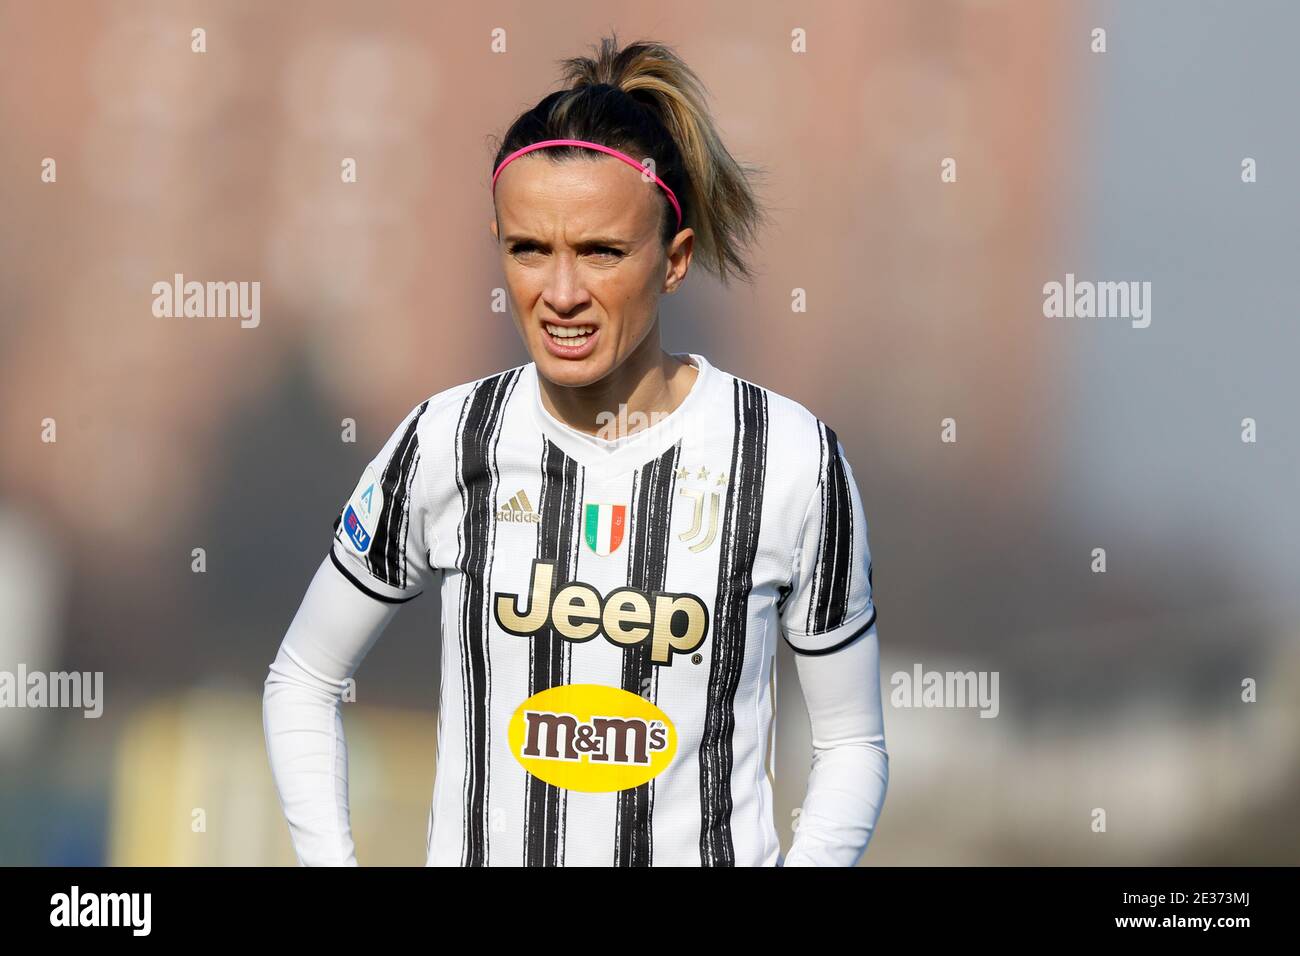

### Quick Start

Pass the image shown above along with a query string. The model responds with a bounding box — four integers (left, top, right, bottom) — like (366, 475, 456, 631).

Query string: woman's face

(491, 155, 691, 388)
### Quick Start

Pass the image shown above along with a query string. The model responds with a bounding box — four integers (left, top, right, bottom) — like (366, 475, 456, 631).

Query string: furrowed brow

(503, 234, 632, 249)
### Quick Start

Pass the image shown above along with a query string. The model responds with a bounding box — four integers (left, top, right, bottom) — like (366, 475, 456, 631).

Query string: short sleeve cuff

(781, 604, 877, 656)
(329, 536, 424, 605)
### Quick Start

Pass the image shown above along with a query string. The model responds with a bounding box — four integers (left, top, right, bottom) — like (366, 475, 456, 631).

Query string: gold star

(715, 472, 728, 486)
(697, 466, 709, 480)
(675, 466, 690, 480)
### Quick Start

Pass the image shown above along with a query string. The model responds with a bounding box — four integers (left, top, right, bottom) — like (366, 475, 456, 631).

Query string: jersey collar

(527, 353, 713, 476)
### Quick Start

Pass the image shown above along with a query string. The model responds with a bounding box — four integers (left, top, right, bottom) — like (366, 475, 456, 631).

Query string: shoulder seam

(414, 362, 531, 418)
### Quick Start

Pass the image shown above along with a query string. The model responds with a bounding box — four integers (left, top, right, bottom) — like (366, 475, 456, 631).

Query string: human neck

(537, 331, 697, 439)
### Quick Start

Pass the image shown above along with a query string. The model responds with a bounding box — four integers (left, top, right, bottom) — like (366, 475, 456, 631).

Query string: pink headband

(491, 138, 683, 230)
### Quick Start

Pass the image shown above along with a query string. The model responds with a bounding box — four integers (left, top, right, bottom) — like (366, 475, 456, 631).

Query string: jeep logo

(493, 558, 709, 665)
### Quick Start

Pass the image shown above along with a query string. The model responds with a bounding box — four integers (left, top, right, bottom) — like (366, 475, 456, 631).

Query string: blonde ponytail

(492, 33, 769, 286)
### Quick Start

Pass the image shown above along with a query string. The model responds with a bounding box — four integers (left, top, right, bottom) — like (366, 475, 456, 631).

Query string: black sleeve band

(783, 607, 877, 656)
(328, 548, 423, 605)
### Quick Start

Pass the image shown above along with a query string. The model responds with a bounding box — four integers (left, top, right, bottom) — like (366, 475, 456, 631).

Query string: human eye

(588, 246, 625, 261)
(508, 241, 542, 258)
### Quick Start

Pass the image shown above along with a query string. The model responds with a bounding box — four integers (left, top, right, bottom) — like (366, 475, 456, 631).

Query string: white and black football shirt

(330, 352, 877, 866)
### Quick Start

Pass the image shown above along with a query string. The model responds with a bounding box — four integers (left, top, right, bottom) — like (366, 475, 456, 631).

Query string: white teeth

(545, 323, 594, 338)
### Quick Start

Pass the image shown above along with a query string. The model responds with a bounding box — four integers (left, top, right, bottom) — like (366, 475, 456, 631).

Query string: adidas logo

(497, 489, 541, 524)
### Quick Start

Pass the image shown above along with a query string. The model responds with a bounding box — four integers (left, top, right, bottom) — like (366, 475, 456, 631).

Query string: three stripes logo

(497, 489, 541, 523)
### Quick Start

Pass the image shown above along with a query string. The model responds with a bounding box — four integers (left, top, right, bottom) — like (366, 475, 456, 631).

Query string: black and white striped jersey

(329, 352, 877, 866)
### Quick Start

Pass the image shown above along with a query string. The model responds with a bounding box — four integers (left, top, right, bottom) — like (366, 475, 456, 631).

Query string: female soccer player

(264, 36, 888, 867)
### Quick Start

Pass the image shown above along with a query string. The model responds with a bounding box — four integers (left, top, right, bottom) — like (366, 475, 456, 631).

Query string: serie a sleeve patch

(340, 465, 384, 555)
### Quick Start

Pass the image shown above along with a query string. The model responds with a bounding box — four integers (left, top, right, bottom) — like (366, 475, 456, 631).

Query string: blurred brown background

(1, 0, 1297, 864)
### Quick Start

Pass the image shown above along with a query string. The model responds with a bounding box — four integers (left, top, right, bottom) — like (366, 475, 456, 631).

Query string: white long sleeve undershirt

(782, 623, 890, 866)
(263, 556, 888, 866)
(263, 556, 397, 866)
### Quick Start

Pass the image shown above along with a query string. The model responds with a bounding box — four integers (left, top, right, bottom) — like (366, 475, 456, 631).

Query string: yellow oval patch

(508, 684, 677, 793)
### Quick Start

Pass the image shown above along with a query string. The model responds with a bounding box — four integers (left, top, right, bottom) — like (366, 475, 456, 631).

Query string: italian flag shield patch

(583, 503, 627, 556)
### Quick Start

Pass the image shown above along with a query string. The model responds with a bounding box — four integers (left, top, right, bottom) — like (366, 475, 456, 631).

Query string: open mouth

(544, 322, 596, 348)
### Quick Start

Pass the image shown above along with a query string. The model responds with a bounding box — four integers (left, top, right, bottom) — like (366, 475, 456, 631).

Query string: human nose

(540, 253, 591, 315)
